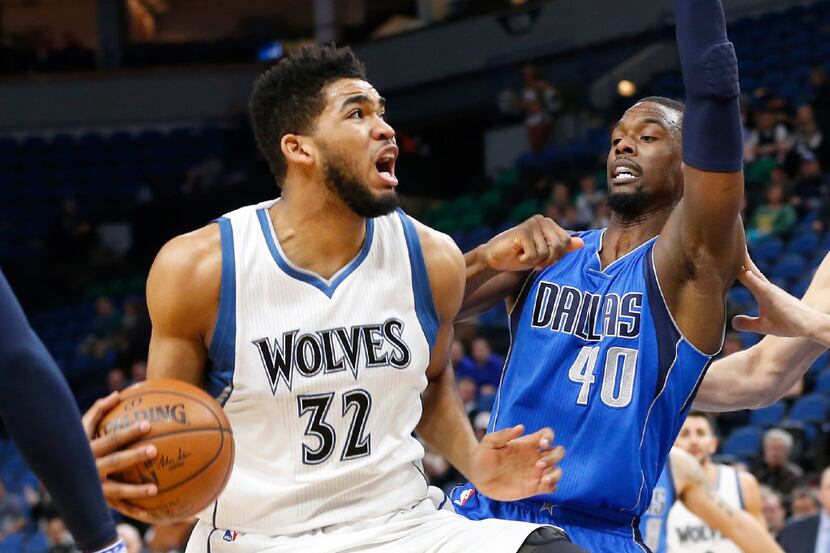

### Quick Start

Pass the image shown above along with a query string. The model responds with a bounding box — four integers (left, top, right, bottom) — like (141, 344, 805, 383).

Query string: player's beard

(607, 186, 651, 221)
(320, 146, 399, 218)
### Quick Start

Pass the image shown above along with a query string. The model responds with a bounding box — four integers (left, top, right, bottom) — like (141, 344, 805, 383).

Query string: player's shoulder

(402, 212, 465, 276)
(148, 223, 222, 303)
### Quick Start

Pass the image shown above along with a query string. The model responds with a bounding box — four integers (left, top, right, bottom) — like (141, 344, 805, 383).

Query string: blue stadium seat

(814, 370, 830, 396)
(788, 394, 828, 425)
(787, 232, 820, 256)
(741, 332, 762, 349)
(721, 426, 762, 459)
(23, 532, 48, 553)
(809, 351, 830, 374)
(727, 286, 753, 308)
(769, 255, 807, 281)
(0, 533, 23, 553)
(750, 238, 783, 262)
(749, 401, 786, 429)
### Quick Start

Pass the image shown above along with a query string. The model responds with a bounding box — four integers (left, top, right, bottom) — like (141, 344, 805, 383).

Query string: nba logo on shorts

(454, 488, 476, 507)
(223, 530, 238, 542)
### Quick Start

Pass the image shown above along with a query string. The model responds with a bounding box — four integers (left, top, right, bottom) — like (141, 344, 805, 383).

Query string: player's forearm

(675, 0, 742, 174)
(805, 308, 830, 348)
(725, 510, 784, 553)
(0, 272, 117, 551)
(696, 336, 826, 411)
(415, 364, 478, 478)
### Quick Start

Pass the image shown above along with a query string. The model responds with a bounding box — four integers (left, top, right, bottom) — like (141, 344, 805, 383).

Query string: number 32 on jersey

(568, 346, 638, 408)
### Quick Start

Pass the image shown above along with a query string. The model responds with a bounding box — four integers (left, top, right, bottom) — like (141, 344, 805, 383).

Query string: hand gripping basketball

(83, 380, 234, 523)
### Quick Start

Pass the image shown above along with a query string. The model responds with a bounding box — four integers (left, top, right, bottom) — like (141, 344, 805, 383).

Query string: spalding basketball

(96, 379, 234, 523)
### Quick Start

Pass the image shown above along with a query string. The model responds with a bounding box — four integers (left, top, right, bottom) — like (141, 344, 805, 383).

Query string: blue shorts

(450, 484, 650, 553)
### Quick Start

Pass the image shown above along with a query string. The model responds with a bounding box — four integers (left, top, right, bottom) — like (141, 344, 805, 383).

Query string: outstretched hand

(468, 424, 564, 501)
(732, 255, 814, 338)
(483, 215, 583, 272)
(82, 391, 158, 520)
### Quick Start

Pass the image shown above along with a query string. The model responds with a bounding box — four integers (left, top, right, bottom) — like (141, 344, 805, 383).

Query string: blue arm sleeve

(0, 270, 116, 552)
(675, 0, 743, 173)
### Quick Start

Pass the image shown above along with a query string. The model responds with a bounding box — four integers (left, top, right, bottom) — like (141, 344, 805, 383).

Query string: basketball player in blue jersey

(81, 45, 589, 553)
(451, 0, 786, 549)
(639, 447, 781, 553)
(0, 270, 137, 553)
(664, 412, 764, 552)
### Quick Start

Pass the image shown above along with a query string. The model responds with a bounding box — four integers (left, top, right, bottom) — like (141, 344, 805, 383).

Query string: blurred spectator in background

(760, 485, 787, 538)
(790, 105, 826, 167)
(721, 332, 744, 358)
(456, 337, 503, 396)
(753, 429, 804, 498)
(574, 175, 606, 229)
(544, 181, 572, 221)
(0, 481, 25, 542)
(777, 467, 830, 553)
(130, 360, 147, 384)
(790, 156, 828, 212)
(422, 444, 453, 491)
(106, 367, 129, 393)
(45, 516, 75, 553)
(473, 411, 491, 442)
(790, 486, 821, 520)
(522, 64, 560, 152)
(745, 108, 792, 164)
(747, 183, 797, 242)
(457, 376, 478, 414)
(450, 339, 465, 372)
(117, 523, 144, 553)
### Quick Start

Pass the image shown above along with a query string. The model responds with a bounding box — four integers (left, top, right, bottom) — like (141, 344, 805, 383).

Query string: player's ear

(281, 134, 315, 169)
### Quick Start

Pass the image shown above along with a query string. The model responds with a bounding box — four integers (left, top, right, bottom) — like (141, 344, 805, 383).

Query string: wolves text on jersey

(530, 281, 643, 341)
(252, 318, 412, 394)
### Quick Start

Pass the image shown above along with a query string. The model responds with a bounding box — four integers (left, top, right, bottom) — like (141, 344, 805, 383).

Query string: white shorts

(186, 489, 545, 553)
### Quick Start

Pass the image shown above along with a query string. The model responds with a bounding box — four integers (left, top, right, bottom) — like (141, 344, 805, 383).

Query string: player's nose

(614, 135, 636, 156)
(373, 117, 396, 142)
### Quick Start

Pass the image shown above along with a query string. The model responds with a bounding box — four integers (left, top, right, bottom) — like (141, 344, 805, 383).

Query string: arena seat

(748, 401, 787, 429)
(721, 426, 762, 460)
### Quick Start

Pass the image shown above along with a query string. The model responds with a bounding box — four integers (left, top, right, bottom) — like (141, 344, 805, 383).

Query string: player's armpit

(145, 224, 222, 385)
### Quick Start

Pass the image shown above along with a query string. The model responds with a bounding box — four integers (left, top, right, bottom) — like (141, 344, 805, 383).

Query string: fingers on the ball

(98, 445, 157, 476)
(103, 480, 158, 500)
(82, 392, 119, 436)
(91, 421, 151, 456)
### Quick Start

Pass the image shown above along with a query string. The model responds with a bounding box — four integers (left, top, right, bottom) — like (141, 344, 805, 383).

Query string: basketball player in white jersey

(667, 412, 764, 552)
(641, 447, 782, 553)
(83, 44, 589, 553)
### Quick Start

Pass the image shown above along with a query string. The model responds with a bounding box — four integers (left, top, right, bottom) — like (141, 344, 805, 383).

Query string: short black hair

(249, 44, 366, 183)
(686, 410, 720, 438)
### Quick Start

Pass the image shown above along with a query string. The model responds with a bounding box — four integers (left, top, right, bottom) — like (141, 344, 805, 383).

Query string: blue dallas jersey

(640, 459, 677, 553)
(454, 229, 717, 541)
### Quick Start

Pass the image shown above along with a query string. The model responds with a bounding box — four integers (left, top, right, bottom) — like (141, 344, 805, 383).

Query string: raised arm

(653, 0, 746, 354)
(459, 215, 581, 321)
(695, 253, 830, 410)
(411, 218, 563, 500)
(671, 449, 782, 553)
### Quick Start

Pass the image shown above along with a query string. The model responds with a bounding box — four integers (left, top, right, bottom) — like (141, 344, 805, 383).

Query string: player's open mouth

(611, 162, 641, 185)
(375, 149, 398, 186)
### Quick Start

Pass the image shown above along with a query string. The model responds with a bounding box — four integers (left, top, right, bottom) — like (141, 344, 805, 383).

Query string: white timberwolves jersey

(201, 199, 437, 536)
(667, 464, 744, 553)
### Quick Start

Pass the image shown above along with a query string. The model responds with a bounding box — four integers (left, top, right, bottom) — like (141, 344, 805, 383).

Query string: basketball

(95, 379, 234, 524)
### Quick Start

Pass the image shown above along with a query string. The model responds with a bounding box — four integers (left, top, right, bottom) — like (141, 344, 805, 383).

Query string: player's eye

(641, 135, 656, 143)
(378, 112, 386, 120)
(612, 138, 622, 146)
(348, 109, 363, 119)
